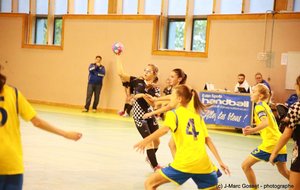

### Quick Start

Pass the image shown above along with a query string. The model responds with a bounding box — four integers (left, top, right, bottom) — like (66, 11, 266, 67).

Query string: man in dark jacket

(83, 55, 105, 112)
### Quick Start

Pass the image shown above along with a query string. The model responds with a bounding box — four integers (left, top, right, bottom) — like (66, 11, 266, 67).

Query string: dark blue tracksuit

(84, 63, 105, 110)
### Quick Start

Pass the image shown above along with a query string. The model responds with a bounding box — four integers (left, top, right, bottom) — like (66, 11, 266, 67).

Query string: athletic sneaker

(82, 109, 88, 112)
(118, 110, 125, 116)
(92, 109, 97, 113)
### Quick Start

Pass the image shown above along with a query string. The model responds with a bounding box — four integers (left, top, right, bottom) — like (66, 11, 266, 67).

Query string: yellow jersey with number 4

(164, 106, 214, 174)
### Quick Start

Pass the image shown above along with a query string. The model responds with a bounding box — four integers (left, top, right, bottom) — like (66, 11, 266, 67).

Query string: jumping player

(116, 55, 161, 171)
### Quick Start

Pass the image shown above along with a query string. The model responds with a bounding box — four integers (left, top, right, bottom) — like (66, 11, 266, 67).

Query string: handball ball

(112, 42, 124, 55)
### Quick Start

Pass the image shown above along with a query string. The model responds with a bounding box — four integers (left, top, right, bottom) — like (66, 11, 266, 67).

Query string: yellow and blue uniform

(251, 101, 287, 162)
(0, 85, 36, 175)
(160, 106, 218, 189)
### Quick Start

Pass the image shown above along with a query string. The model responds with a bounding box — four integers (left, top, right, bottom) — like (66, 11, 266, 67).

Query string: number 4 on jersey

(186, 119, 199, 140)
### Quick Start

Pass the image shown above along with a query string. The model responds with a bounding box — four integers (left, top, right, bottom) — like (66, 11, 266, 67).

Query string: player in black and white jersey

(270, 75, 300, 190)
(116, 56, 161, 171)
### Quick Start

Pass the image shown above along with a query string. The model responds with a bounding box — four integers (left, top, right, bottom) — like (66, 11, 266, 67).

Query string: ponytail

(181, 73, 187, 85)
(191, 89, 206, 113)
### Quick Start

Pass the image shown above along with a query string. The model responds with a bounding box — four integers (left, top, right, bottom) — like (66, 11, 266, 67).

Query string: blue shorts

(251, 148, 287, 162)
(0, 174, 23, 190)
(159, 166, 218, 189)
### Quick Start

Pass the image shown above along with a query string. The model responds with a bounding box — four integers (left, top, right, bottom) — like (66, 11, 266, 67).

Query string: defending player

(134, 84, 230, 190)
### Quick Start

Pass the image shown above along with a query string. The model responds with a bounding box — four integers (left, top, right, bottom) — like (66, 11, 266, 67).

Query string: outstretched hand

(64, 131, 82, 141)
(242, 126, 253, 136)
(269, 153, 276, 166)
(220, 162, 231, 176)
(133, 140, 149, 154)
(142, 113, 152, 119)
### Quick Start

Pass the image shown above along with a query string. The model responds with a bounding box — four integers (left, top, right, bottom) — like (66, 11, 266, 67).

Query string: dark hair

(173, 68, 187, 84)
(238, 73, 245, 78)
(0, 73, 6, 92)
(95, 55, 102, 60)
(296, 75, 300, 87)
(174, 85, 206, 113)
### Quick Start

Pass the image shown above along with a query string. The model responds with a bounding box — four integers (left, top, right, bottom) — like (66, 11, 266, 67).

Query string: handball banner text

(199, 91, 253, 128)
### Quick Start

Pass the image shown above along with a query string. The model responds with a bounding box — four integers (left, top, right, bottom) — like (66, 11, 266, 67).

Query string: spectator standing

(83, 55, 105, 112)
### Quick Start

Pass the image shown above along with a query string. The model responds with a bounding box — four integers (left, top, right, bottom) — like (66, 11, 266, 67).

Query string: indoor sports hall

(0, 0, 300, 190)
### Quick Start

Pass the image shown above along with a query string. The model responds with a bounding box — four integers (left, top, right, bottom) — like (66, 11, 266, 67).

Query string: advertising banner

(199, 91, 253, 128)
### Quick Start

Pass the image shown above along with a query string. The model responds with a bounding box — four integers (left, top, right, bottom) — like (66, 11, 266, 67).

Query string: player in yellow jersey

(0, 73, 82, 190)
(134, 84, 230, 190)
(242, 83, 289, 190)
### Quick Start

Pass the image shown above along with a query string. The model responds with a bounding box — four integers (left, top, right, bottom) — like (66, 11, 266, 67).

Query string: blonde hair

(147, 64, 159, 83)
(147, 64, 158, 75)
(254, 83, 270, 101)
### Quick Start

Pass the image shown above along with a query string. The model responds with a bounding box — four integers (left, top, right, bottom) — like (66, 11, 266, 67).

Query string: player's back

(169, 106, 214, 174)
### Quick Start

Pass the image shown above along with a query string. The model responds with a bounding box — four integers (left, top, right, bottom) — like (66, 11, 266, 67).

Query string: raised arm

(31, 116, 82, 141)
(116, 55, 130, 82)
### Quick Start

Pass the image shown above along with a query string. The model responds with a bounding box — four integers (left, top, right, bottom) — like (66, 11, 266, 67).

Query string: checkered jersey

(129, 76, 160, 127)
(287, 101, 300, 129)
